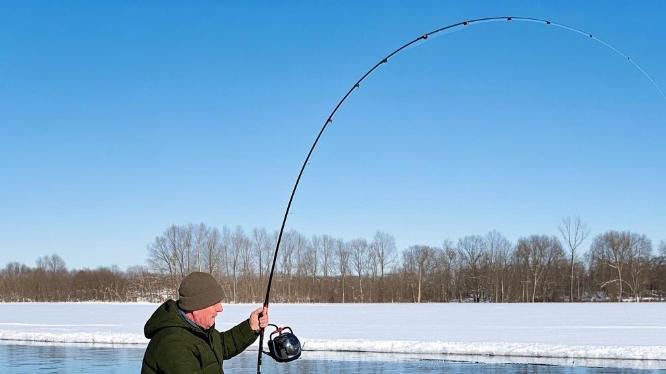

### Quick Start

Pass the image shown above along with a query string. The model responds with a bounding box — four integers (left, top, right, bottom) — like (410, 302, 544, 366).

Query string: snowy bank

(0, 302, 664, 366)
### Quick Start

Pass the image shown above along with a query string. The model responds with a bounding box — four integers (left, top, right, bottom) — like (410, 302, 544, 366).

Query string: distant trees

(349, 238, 369, 302)
(1, 262, 31, 301)
(2, 223, 665, 304)
(229, 226, 250, 303)
(0, 260, 166, 302)
(487, 231, 512, 302)
(147, 223, 229, 297)
(515, 236, 564, 302)
(36, 254, 67, 273)
(456, 236, 486, 302)
(558, 217, 589, 302)
(651, 241, 666, 300)
(203, 227, 222, 276)
(335, 239, 350, 303)
(590, 231, 652, 302)
(147, 224, 190, 293)
(370, 231, 396, 301)
(252, 228, 272, 283)
(402, 245, 436, 303)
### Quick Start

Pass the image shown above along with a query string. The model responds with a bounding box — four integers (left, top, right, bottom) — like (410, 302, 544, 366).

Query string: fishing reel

(262, 324, 302, 363)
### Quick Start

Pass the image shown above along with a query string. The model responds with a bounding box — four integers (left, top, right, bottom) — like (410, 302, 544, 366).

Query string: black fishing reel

(262, 324, 302, 363)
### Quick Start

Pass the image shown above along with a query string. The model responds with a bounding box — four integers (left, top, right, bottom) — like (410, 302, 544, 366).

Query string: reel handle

(268, 324, 293, 339)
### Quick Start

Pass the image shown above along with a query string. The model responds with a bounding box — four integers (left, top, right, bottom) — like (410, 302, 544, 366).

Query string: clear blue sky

(1, 1, 665, 269)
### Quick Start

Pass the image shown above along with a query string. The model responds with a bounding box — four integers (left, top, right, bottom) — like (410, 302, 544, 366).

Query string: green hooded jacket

(141, 300, 258, 374)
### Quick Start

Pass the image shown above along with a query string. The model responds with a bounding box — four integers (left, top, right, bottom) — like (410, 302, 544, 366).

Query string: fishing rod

(256, 16, 663, 373)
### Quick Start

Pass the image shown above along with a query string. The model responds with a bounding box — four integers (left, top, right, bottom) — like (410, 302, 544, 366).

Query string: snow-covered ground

(0, 302, 664, 368)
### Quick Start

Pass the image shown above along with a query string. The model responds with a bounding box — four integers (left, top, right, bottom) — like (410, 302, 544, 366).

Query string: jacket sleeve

(219, 319, 258, 360)
(143, 344, 203, 374)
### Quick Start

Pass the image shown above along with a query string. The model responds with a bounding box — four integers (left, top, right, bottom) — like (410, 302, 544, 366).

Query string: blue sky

(1, 1, 665, 269)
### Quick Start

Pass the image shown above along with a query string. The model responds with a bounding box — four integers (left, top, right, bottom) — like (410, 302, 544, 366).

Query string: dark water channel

(0, 342, 663, 373)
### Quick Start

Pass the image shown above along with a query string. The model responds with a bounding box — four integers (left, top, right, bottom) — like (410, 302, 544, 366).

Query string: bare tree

(303, 236, 319, 301)
(203, 227, 222, 276)
(433, 240, 455, 302)
(486, 231, 512, 302)
(159, 224, 193, 279)
(558, 217, 590, 302)
(443, 242, 464, 301)
(335, 239, 350, 303)
(457, 235, 487, 302)
(288, 231, 309, 301)
(319, 235, 335, 278)
(147, 225, 194, 293)
(147, 235, 171, 276)
(370, 231, 396, 301)
(220, 226, 232, 278)
(403, 245, 435, 303)
(229, 226, 250, 303)
(310, 236, 323, 276)
(180, 225, 195, 275)
(655, 241, 666, 300)
(252, 228, 272, 282)
(277, 230, 302, 301)
(370, 231, 396, 279)
(292, 232, 309, 280)
(590, 231, 638, 302)
(626, 234, 652, 302)
(349, 238, 369, 302)
(36, 254, 67, 273)
(192, 223, 210, 272)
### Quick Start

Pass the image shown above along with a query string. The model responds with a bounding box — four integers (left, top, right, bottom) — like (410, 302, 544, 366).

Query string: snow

(0, 302, 665, 368)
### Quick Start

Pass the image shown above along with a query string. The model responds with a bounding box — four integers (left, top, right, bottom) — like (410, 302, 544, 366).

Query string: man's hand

(249, 306, 269, 332)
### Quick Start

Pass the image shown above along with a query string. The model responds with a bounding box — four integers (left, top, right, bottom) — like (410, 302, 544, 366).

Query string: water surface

(0, 342, 663, 373)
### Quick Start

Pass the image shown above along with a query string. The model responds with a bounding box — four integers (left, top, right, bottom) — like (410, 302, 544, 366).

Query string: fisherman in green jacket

(142, 272, 269, 373)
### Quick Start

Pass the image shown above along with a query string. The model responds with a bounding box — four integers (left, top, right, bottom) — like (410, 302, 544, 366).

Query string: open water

(0, 342, 664, 373)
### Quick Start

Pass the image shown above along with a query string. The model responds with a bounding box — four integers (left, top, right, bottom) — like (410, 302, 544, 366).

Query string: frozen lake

(1, 342, 664, 373)
(0, 302, 665, 369)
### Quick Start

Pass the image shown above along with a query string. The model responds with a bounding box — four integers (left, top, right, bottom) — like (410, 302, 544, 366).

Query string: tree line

(1, 218, 665, 303)
(0, 254, 165, 302)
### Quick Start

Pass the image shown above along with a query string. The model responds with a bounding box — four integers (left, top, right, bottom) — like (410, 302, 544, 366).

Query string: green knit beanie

(177, 272, 224, 311)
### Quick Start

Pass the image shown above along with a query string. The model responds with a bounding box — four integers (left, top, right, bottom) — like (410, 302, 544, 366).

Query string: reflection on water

(0, 342, 663, 373)
(0, 343, 144, 373)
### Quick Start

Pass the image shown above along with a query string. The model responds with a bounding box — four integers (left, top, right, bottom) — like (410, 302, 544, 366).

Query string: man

(142, 272, 268, 373)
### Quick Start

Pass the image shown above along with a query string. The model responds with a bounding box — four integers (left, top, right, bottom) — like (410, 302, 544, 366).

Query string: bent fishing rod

(256, 16, 664, 373)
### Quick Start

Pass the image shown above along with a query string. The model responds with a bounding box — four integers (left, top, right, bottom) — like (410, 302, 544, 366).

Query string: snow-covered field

(0, 302, 665, 368)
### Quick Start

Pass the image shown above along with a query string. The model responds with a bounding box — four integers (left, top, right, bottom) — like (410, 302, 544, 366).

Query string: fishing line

(256, 16, 663, 373)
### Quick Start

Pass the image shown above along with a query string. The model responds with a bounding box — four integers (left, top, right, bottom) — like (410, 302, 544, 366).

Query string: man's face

(191, 302, 223, 330)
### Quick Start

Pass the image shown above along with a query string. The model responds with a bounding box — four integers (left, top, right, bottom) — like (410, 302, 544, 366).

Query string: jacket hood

(144, 299, 203, 339)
